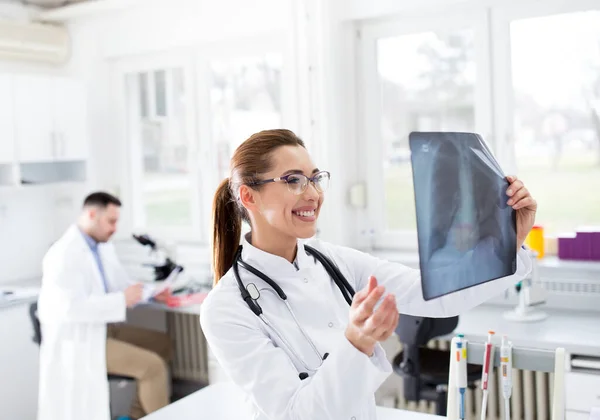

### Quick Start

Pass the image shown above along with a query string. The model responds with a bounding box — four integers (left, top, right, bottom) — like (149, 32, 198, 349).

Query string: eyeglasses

(248, 171, 331, 195)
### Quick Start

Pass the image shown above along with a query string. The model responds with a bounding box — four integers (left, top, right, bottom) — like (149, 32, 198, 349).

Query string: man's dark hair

(83, 191, 122, 209)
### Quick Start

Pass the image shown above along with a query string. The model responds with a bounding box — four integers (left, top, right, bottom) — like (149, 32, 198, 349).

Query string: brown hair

(211, 129, 305, 285)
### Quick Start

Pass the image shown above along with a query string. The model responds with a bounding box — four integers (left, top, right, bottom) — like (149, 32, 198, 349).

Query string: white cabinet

(0, 74, 16, 164)
(14, 75, 55, 163)
(14, 75, 88, 163)
(0, 302, 40, 420)
(53, 78, 88, 161)
(566, 371, 600, 413)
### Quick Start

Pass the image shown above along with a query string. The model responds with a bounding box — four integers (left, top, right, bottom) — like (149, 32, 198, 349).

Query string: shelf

(19, 160, 86, 185)
(538, 256, 600, 272)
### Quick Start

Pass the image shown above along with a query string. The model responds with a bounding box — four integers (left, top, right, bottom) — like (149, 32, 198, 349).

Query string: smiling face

(239, 145, 326, 245)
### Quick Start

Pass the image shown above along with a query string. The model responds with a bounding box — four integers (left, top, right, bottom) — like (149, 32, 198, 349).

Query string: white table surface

(143, 382, 444, 420)
(451, 304, 600, 357)
(141, 300, 202, 315)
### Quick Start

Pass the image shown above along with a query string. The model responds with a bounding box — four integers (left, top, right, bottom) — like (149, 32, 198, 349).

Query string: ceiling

(1, 0, 91, 9)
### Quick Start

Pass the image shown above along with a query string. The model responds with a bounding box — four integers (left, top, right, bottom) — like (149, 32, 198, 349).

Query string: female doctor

(200, 129, 537, 420)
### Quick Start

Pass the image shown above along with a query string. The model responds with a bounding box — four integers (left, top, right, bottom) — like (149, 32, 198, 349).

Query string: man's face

(90, 204, 120, 242)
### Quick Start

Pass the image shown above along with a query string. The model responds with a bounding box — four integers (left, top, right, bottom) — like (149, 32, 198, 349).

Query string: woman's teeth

(293, 210, 315, 217)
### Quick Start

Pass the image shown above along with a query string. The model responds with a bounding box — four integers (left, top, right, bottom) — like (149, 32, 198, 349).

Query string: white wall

(64, 0, 291, 242)
(0, 54, 83, 283)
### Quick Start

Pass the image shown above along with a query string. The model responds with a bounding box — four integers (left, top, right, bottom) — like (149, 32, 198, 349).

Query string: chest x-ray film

(409, 132, 517, 301)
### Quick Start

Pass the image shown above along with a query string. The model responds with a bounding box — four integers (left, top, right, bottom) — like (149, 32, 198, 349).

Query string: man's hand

(153, 288, 172, 303)
(345, 276, 399, 357)
(124, 283, 144, 308)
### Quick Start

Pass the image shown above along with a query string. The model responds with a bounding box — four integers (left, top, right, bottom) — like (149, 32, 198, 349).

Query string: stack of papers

(141, 266, 183, 302)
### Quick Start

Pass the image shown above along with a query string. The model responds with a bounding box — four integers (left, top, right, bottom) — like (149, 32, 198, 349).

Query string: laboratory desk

(0, 282, 41, 420)
(452, 304, 600, 357)
(141, 300, 202, 315)
(452, 304, 600, 420)
(142, 381, 444, 420)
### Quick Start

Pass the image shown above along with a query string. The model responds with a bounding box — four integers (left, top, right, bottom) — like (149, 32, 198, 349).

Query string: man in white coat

(37, 192, 172, 420)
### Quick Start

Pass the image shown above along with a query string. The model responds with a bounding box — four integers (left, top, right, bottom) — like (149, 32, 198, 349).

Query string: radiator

(390, 340, 554, 420)
(167, 312, 210, 383)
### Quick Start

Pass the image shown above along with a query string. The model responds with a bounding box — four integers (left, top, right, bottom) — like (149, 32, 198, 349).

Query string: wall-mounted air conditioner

(0, 20, 69, 65)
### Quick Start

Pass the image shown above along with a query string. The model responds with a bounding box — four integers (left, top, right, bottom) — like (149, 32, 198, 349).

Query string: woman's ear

(239, 185, 258, 213)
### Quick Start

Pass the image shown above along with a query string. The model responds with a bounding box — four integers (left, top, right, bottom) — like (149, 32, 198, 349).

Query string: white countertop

(453, 304, 600, 357)
(142, 382, 444, 420)
(0, 283, 39, 311)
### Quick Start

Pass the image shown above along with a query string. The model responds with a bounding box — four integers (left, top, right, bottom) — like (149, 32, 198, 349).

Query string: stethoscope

(233, 244, 356, 378)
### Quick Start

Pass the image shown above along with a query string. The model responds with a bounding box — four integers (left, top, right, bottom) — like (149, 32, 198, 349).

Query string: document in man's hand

(141, 266, 183, 302)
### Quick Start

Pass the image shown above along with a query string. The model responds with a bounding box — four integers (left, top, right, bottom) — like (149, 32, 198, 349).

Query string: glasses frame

(248, 170, 331, 195)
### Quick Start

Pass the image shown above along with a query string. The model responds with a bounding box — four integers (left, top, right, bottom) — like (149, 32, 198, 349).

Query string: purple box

(575, 227, 600, 261)
(558, 234, 576, 260)
(574, 231, 593, 260)
(591, 231, 600, 261)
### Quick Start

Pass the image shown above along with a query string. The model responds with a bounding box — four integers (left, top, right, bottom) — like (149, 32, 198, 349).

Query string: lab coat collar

(241, 232, 312, 276)
(78, 227, 99, 251)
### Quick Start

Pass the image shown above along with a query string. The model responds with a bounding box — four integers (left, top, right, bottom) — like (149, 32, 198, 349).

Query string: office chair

(392, 314, 482, 416)
(29, 302, 137, 418)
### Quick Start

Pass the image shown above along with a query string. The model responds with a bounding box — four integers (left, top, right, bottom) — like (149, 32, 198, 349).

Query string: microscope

(132, 233, 183, 282)
(503, 249, 548, 322)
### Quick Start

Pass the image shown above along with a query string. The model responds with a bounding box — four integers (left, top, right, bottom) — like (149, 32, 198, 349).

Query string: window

(359, 13, 489, 249)
(116, 42, 288, 241)
(209, 54, 283, 180)
(377, 30, 476, 232)
(360, 2, 600, 249)
(124, 63, 199, 237)
(508, 10, 600, 233)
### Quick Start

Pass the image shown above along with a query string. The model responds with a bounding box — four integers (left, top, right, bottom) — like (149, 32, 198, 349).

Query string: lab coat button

(303, 278, 308, 283)
(328, 322, 334, 328)
(351, 417, 356, 420)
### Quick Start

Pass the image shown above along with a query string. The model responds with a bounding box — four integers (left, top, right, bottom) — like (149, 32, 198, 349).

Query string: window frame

(111, 34, 293, 243)
(113, 51, 202, 242)
(491, 0, 600, 176)
(193, 34, 296, 240)
(357, 8, 494, 251)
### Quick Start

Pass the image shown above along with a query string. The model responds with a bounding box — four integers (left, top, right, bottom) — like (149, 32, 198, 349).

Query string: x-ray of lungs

(409, 132, 517, 301)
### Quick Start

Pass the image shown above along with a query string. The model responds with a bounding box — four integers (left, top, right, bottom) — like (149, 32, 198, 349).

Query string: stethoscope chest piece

(246, 283, 260, 300)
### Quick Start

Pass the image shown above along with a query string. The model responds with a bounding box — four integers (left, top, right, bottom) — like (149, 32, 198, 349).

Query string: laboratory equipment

(455, 334, 468, 420)
(133, 233, 183, 281)
(447, 338, 565, 420)
(480, 330, 495, 420)
(503, 249, 547, 322)
(525, 225, 545, 259)
(500, 335, 513, 420)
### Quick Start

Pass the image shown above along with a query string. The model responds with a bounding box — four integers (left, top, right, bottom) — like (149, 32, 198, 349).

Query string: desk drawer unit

(566, 371, 600, 413)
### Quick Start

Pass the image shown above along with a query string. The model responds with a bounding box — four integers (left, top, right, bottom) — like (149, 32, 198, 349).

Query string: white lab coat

(37, 225, 131, 420)
(200, 234, 532, 420)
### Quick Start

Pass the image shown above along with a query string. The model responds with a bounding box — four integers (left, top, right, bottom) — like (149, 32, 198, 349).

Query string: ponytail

(212, 178, 242, 285)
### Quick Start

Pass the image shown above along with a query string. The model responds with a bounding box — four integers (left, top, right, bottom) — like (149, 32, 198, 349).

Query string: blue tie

(89, 243, 109, 293)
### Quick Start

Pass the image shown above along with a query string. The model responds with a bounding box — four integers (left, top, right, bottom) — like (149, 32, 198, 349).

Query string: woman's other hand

(345, 276, 399, 357)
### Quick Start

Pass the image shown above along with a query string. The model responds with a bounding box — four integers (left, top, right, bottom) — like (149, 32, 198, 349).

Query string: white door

(13, 75, 55, 163)
(0, 74, 15, 164)
(53, 78, 88, 161)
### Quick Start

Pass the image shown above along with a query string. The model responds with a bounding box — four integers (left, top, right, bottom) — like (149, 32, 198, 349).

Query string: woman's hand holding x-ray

(505, 175, 538, 248)
(345, 276, 399, 357)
